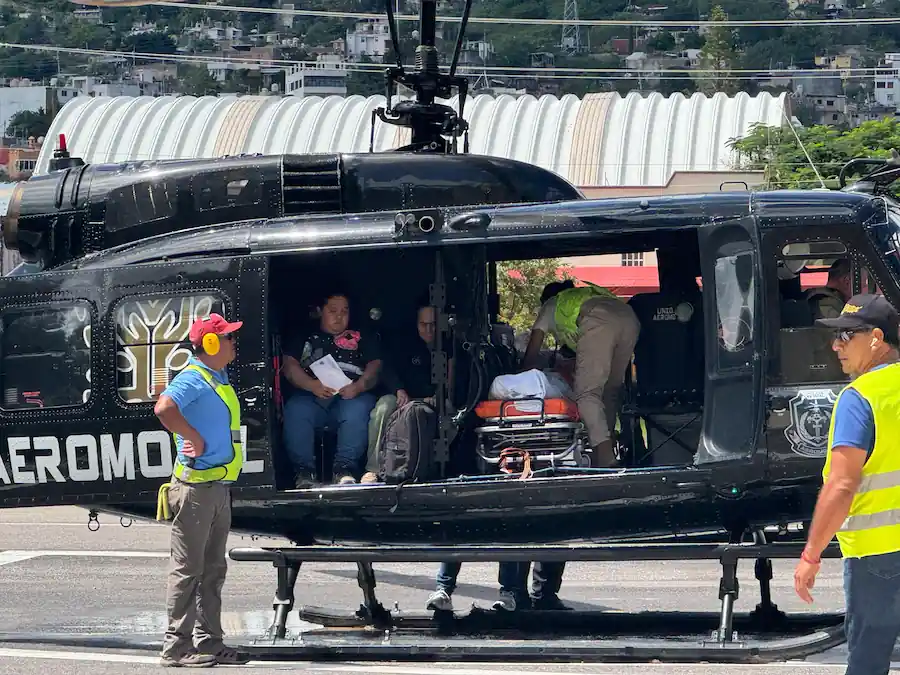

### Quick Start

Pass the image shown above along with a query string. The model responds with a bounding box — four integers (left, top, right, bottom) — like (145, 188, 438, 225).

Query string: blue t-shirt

(829, 364, 890, 460)
(161, 357, 236, 473)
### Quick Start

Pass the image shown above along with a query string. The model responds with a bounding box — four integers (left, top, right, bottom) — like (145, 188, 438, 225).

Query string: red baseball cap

(189, 313, 243, 345)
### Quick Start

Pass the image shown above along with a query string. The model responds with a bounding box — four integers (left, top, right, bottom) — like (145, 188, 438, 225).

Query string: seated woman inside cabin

(281, 291, 382, 488)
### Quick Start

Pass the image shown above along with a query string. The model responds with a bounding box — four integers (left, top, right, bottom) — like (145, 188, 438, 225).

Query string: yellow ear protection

(202, 331, 220, 355)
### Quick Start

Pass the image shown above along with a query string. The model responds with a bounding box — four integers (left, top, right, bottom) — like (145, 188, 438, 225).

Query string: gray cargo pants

(161, 479, 231, 660)
(573, 295, 641, 449)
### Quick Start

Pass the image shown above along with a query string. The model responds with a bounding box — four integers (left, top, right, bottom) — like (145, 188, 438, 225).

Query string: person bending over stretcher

(521, 281, 640, 468)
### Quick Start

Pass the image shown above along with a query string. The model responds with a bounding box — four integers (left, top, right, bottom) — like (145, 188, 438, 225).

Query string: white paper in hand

(309, 354, 353, 391)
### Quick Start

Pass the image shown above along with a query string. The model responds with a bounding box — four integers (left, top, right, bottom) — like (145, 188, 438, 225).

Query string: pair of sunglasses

(834, 329, 863, 343)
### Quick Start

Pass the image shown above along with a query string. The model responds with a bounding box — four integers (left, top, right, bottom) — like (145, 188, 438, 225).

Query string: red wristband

(801, 550, 821, 565)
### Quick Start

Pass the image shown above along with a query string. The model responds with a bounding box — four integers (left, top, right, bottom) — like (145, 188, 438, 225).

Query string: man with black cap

(154, 312, 251, 667)
(794, 294, 900, 675)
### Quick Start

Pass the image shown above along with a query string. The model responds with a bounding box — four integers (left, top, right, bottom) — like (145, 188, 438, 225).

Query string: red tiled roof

(565, 267, 829, 297)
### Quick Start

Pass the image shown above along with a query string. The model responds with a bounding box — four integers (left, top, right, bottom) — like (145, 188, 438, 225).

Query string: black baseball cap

(816, 294, 900, 345)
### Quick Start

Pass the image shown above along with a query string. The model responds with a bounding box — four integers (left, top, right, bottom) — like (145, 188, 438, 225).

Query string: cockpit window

(115, 293, 225, 404)
(0, 304, 92, 410)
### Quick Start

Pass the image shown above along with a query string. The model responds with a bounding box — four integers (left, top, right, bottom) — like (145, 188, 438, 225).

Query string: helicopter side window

(114, 293, 226, 404)
(773, 240, 848, 386)
(714, 250, 756, 371)
(0, 303, 92, 410)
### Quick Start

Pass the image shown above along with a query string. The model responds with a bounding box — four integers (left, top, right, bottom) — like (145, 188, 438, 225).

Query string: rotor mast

(372, 0, 473, 154)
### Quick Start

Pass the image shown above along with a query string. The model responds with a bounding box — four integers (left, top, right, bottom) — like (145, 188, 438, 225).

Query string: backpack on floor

(378, 400, 437, 484)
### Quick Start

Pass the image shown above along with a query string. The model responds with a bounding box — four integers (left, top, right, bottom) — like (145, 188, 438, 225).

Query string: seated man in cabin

(363, 300, 452, 483)
(281, 291, 382, 488)
(806, 258, 851, 320)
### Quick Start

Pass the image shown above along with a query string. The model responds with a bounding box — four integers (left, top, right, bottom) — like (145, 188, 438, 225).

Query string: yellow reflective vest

(824, 362, 900, 558)
(552, 283, 619, 351)
(172, 364, 244, 484)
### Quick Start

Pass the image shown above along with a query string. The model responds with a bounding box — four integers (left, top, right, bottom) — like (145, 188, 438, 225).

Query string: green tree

(122, 31, 177, 54)
(646, 31, 676, 53)
(497, 259, 573, 334)
(178, 65, 222, 96)
(682, 31, 706, 50)
(698, 5, 738, 95)
(5, 108, 52, 139)
(728, 118, 900, 194)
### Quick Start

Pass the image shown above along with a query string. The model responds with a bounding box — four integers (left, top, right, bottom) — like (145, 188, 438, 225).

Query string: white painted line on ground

(0, 551, 42, 566)
(0, 549, 168, 559)
(0, 647, 161, 664)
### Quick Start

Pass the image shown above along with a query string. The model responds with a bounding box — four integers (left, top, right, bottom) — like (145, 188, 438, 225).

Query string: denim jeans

(282, 390, 376, 474)
(531, 561, 566, 600)
(844, 549, 900, 675)
(435, 561, 563, 600)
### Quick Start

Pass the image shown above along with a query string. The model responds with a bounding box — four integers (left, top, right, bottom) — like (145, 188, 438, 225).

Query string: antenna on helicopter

(369, 0, 473, 154)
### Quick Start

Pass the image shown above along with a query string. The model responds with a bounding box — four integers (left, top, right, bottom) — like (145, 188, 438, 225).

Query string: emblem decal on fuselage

(784, 389, 838, 458)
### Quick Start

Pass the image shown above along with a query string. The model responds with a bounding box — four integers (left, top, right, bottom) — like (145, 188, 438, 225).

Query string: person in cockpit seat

(806, 258, 851, 320)
(521, 280, 640, 468)
(362, 301, 447, 483)
(281, 292, 382, 488)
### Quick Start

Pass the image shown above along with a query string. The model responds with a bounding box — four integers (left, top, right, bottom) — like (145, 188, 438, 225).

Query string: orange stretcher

(473, 397, 590, 469)
(475, 397, 580, 423)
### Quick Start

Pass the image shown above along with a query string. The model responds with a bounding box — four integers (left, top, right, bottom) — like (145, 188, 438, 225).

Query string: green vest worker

(795, 294, 900, 675)
(522, 280, 640, 467)
(154, 313, 251, 668)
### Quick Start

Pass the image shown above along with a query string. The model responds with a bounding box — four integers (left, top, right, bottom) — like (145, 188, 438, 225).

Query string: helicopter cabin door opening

(0, 255, 276, 509)
(265, 221, 750, 494)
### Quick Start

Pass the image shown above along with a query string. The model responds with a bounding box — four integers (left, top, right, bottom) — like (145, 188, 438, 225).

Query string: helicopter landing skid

(229, 539, 845, 663)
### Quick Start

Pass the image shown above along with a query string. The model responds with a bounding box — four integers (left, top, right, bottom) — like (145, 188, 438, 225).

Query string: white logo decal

(0, 426, 264, 485)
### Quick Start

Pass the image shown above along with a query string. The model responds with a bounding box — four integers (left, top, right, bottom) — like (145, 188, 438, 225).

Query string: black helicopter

(2, 0, 900, 662)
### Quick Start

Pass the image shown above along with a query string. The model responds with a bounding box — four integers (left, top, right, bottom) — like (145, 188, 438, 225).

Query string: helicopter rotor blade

(385, 0, 405, 69)
(449, 0, 474, 78)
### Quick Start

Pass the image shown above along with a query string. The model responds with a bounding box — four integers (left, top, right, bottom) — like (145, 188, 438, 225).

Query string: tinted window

(0, 304, 92, 410)
(773, 240, 848, 385)
(714, 251, 755, 371)
(116, 294, 224, 403)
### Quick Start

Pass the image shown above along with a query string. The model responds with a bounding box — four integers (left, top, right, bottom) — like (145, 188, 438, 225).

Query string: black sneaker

(532, 594, 572, 611)
(294, 471, 318, 489)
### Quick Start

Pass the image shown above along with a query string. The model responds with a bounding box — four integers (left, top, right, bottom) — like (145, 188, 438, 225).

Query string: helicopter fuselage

(0, 152, 896, 547)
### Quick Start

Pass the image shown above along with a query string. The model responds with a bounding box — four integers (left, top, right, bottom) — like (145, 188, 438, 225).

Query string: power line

(150, 0, 900, 28)
(2, 41, 896, 81)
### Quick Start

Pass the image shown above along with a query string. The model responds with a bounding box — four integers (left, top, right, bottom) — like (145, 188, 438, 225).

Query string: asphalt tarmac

(0, 506, 871, 674)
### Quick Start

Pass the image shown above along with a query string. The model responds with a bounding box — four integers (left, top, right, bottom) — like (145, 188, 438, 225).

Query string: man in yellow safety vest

(795, 293, 900, 675)
(154, 312, 251, 668)
(522, 280, 640, 468)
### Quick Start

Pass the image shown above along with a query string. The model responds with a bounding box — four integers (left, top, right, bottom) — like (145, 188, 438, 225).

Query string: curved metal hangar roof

(37, 90, 786, 187)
